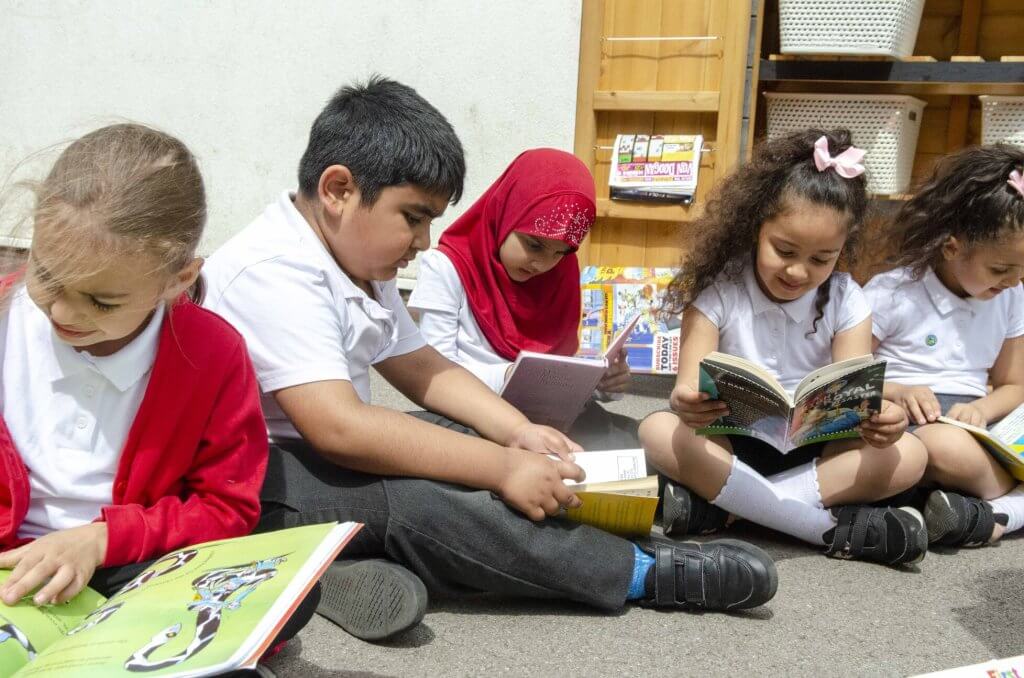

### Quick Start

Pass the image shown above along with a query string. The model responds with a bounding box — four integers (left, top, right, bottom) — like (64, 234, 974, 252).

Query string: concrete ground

(267, 373, 1023, 678)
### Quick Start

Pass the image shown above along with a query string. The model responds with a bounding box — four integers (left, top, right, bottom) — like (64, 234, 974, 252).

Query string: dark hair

(888, 144, 1024, 278)
(663, 128, 869, 334)
(298, 75, 466, 206)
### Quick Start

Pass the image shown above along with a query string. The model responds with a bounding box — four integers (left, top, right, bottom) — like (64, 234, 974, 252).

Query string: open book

(939, 403, 1024, 481)
(500, 314, 641, 432)
(0, 522, 359, 677)
(697, 353, 886, 453)
(561, 448, 659, 537)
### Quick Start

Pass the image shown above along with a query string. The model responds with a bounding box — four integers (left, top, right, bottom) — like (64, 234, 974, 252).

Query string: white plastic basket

(764, 93, 926, 195)
(779, 0, 925, 59)
(979, 96, 1024, 148)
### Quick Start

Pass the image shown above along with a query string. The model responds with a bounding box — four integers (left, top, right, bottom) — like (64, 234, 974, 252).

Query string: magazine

(500, 314, 641, 432)
(0, 522, 359, 677)
(938, 403, 1024, 481)
(608, 134, 703, 204)
(562, 449, 659, 537)
(579, 266, 680, 375)
(697, 353, 886, 453)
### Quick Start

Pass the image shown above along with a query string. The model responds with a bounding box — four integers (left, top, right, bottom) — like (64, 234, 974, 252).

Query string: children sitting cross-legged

(203, 77, 779, 641)
(0, 124, 317, 657)
(408, 148, 637, 450)
(865, 144, 1024, 548)
(639, 129, 930, 566)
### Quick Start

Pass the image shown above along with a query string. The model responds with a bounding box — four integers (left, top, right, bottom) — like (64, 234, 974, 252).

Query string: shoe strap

(826, 506, 874, 558)
(655, 543, 676, 607)
(963, 498, 996, 547)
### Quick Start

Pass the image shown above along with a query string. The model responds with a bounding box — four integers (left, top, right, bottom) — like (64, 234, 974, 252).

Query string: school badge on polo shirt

(925, 334, 937, 347)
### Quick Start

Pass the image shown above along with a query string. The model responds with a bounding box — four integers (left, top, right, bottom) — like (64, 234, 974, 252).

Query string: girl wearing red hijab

(409, 149, 636, 448)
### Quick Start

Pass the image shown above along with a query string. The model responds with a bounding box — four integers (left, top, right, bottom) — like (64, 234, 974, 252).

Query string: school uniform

(204, 191, 636, 610)
(692, 266, 871, 474)
(0, 288, 267, 592)
(865, 266, 1024, 414)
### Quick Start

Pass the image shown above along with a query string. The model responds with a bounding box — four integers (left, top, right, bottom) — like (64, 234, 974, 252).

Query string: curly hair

(887, 144, 1024, 279)
(662, 128, 869, 334)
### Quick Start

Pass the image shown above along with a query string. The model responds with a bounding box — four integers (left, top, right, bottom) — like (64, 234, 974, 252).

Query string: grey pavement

(267, 373, 1022, 677)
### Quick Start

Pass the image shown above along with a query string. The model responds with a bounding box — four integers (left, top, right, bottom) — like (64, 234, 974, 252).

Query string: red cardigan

(0, 298, 268, 567)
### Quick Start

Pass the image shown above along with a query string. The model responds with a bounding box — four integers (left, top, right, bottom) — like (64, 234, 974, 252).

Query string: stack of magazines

(608, 134, 703, 205)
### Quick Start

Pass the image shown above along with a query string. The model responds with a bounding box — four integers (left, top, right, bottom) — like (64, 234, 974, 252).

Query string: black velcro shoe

(636, 536, 778, 611)
(824, 505, 927, 566)
(925, 490, 1001, 548)
(661, 478, 730, 537)
(317, 559, 428, 641)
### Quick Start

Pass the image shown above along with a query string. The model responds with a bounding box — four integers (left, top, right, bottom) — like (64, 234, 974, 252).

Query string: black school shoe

(661, 478, 730, 537)
(824, 505, 928, 565)
(636, 536, 778, 611)
(317, 559, 428, 641)
(925, 490, 1006, 548)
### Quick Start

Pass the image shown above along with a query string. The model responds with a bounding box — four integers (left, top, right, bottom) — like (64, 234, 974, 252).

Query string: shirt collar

(46, 302, 165, 392)
(742, 265, 816, 323)
(923, 267, 976, 316)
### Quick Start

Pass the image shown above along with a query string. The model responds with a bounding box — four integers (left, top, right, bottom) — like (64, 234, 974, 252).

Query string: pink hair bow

(813, 136, 866, 179)
(1008, 169, 1024, 198)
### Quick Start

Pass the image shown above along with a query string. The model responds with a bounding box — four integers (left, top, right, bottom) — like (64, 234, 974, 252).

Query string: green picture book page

(4, 522, 343, 678)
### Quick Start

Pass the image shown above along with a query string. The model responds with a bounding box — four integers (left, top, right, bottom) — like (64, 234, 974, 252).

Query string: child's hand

(0, 523, 108, 606)
(597, 349, 631, 394)
(859, 400, 907, 448)
(945, 402, 987, 428)
(670, 383, 728, 429)
(496, 449, 584, 521)
(508, 422, 583, 461)
(894, 385, 941, 426)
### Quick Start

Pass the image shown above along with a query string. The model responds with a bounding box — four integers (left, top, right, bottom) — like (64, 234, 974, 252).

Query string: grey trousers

(256, 412, 636, 611)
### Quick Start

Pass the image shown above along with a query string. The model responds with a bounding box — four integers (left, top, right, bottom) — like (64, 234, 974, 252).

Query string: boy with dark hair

(204, 76, 778, 642)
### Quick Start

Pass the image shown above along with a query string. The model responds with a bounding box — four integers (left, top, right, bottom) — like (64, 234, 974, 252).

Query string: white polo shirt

(865, 267, 1024, 397)
(1, 288, 163, 538)
(693, 265, 871, 396)
(408, 249, 511, 392)
(203, 191, 426, 440)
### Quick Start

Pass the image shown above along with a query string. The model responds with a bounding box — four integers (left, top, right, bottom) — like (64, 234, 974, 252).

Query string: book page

(564, 492, 659, 538)
(17, 523, 357, 678)
(564, 449, 647, 486)
(500, 353, 605, 431)
(788, 361, 885, 449)
(602, 314, 641, 360)
(0, 574, 105, 677)
(696, 361, 791, 449)
(990, 403, 1024, 446)
(792, 355, 878, 402)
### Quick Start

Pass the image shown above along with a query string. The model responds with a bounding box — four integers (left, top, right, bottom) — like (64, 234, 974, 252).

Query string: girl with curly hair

(640, 129, 928, 566)
(864, 144, 1024, 549)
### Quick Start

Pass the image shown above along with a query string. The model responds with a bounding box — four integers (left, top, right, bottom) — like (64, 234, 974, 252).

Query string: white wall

(0, 0, 582, 280)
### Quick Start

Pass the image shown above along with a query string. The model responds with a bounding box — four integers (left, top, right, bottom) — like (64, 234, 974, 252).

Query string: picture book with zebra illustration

(0, 522, 359, 677)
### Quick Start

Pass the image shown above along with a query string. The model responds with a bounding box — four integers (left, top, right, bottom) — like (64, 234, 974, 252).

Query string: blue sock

(626, 543, 655, 600)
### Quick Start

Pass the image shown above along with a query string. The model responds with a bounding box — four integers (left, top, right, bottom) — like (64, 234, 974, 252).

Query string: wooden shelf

(592, 90, 720, 112)
(595, 198, 695, 222)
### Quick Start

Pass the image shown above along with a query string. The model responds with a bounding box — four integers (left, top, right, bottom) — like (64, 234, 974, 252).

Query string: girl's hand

(859, 400, 907, 448)
(507, 422, 583, 461)
(496, 449, 584, 521)
(894, 385, 941, 426)
(0, 523, 108, 606)
(670, 383, 729, 429)
(945, 402, 987, 428)
(597, 349, 631, 394)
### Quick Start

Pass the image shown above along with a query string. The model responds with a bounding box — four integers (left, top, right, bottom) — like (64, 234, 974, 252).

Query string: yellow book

(562, 450, 659, 538)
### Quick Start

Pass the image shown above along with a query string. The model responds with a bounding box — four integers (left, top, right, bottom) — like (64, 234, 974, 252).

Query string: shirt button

(76, 418, 88, 429)
(84, 385, 96, 397)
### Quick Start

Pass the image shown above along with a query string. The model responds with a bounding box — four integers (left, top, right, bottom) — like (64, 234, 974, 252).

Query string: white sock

(989, 484, 1024, 533)
(768, 461, 824, 509)
(711, 457, 836, 545)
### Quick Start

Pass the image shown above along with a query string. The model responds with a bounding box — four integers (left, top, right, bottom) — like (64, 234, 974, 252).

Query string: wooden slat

(573, 0, 605, 266)
(592, 90, 720, 112)
(596, 199, 694, 222)
(947, 0, 983, 151)
(712, 0, 750, 175)
(745, 0, 767, 160)
(950, 56, 984, 62)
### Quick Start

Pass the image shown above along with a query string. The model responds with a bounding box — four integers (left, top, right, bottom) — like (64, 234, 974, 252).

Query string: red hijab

(437, 149, 596, 360)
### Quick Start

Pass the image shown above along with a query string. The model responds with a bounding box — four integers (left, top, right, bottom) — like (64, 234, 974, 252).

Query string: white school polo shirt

(408, 249, 511, 392)
(1, 289, 163, 538)
(203, 191, 426, 440)
(865, 267, 1024, 397)
(692, 265, 870, 397)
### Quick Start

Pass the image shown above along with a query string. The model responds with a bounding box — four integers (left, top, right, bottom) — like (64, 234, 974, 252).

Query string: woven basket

(979, 96, 1024, 148)
(779, 0, 926, 59)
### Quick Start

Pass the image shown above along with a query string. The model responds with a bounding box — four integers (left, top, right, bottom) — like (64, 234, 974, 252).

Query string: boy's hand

(597, 350, 631, 394)
(894, 385, 941, 426)
(496, 450, 585, 521)
(0, 523, 108, 606)
(507, 422, 583, 461)
(670, 383, 728, 429)
(945, 402, 987, 428)
(859, 400, 907, 448)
